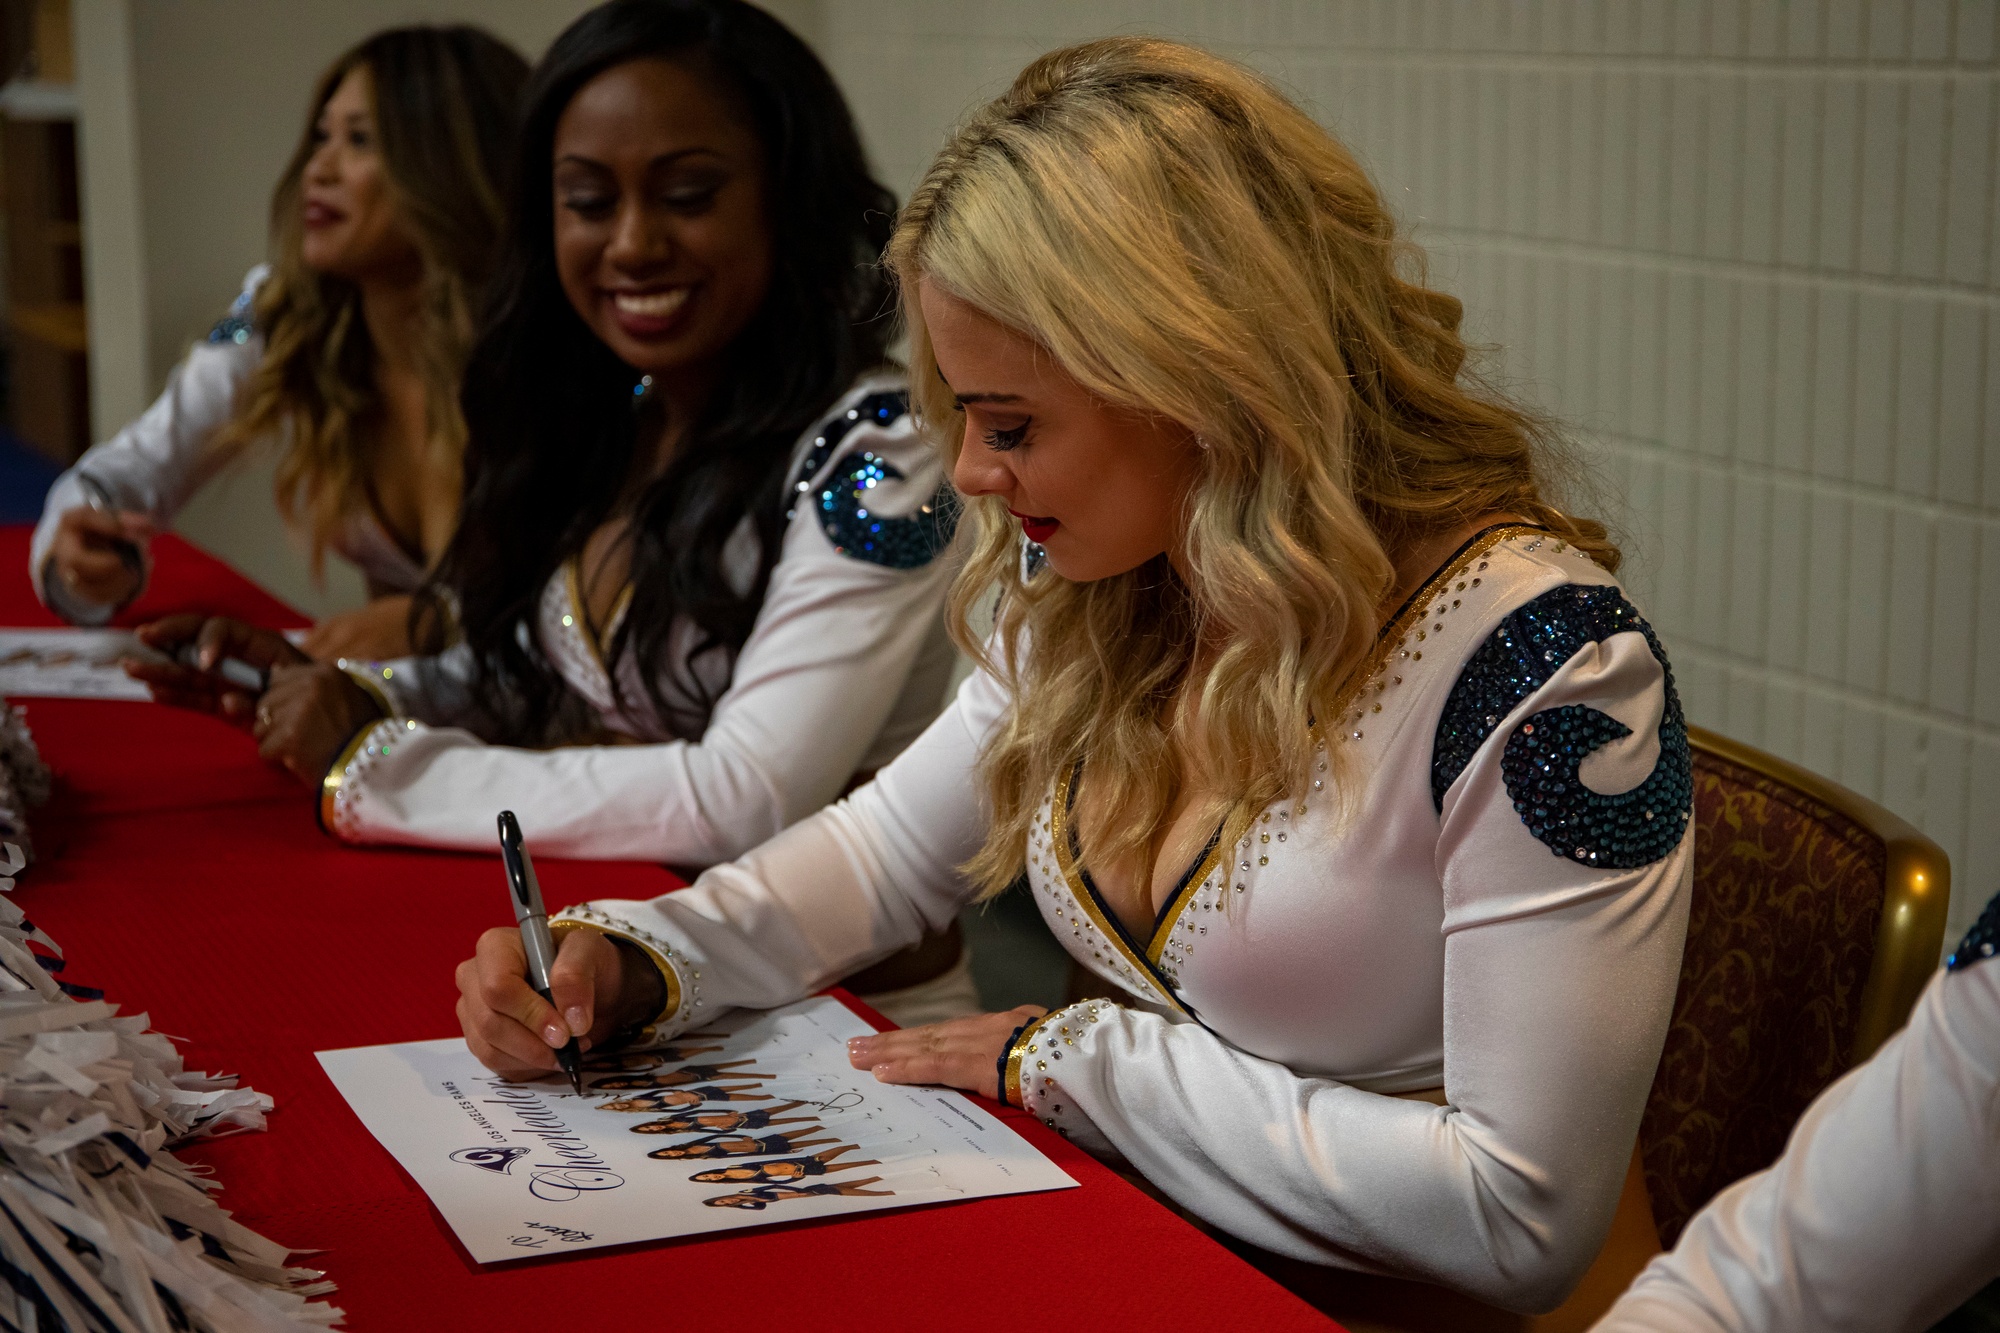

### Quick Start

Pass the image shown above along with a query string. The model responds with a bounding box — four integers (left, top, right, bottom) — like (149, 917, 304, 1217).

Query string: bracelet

(997, 1014, 1051, 1109)
(994, 1023, 1030, 1107)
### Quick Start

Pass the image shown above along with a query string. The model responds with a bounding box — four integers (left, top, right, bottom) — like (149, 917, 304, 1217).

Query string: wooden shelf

(2, 0, 89, 462)
(10, 300, 84, 352)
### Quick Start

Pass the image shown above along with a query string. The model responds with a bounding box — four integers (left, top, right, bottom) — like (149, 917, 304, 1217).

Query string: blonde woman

(455, 38, 1694, 1319)
(32, 26, 527, 660)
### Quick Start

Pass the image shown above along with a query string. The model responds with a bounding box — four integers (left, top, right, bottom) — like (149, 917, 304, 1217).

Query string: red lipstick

(302, 199, 344, 230)
(1009, 511, 1058, 542)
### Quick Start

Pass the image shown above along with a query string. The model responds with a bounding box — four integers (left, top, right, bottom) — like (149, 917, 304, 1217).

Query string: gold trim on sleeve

(335, 660, 397, 719)
(549, 912, 683, 1039)
(1003, 1013, 1051, 1108)
(318, 720, 384, 835)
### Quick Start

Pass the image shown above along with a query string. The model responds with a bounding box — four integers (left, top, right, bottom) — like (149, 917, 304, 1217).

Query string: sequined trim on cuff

(1015, 1000, 1118, 1139)
(549, 905, 696, 1040)
(317, 717, 404, 838)
(334, 658, 400, 719)
(1000, 1014, 1051, 1108)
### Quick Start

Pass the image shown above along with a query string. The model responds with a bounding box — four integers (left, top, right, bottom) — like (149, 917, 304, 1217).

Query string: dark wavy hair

(419, 0, 896, 742)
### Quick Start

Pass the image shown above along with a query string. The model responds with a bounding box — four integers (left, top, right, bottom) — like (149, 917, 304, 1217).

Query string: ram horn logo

(451, 1146, 530, 1174)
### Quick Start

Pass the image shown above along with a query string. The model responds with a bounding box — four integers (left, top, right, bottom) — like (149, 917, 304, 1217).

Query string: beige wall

(810, 0, 2000, 940)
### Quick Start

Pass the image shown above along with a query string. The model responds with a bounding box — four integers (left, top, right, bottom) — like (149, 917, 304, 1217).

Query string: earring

(1020, 536, 1048, 581)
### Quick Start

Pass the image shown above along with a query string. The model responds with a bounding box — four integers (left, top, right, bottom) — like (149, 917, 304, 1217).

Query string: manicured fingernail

(847, 1037, 869, 1052)
(542, 1021, 566, 1047)
(871, 1063, 894, 1080)
(565, 1006, 588, 1037)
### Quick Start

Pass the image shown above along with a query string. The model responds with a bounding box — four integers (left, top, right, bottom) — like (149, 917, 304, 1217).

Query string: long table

(0, 526, 1331, 1330)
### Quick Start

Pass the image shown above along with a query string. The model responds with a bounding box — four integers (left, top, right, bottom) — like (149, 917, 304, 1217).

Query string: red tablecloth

(1, 527, 1332, 1331)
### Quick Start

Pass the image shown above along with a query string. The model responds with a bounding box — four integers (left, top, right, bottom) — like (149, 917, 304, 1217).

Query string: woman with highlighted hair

(455, 37, 1693, 1322)
(33, 26, 527, 659)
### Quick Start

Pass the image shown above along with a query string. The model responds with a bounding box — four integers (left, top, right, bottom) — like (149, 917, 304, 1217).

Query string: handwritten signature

(529, 1167, 626, 1202)
(509, 1221, 595, 1248)
(792, 1090, 865, 1114)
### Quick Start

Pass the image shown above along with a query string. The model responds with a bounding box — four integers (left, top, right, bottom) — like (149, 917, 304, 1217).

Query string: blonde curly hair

(885, 37, 1616, 897)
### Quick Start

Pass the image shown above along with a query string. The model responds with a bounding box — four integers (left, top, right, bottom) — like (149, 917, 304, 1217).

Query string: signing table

(0, 527, 1331, 1331)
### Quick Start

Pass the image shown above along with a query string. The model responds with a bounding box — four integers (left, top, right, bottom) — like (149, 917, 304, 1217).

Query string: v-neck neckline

(563, 557, 634, 676)
(1046, 765, 1209, 1019)
(360, 471, 430, 570)
(1061, 759, 1226, 958)
(1039, 522, 1552, 1012)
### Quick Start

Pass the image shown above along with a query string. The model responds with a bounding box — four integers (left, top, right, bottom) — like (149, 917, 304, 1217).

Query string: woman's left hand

(845, 1004, 1047, 1101)
(252, 663, 385, 783)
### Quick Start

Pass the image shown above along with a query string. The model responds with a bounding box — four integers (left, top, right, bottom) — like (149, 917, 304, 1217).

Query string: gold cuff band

(317, 720, 383, 837)
(335, 660, 397, 719)
(549, 915, 682, 1043)
(1002, 1014, 1052, 1109)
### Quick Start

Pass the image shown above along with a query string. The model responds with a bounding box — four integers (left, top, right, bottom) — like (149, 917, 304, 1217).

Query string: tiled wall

(813, 0, 2000, 940)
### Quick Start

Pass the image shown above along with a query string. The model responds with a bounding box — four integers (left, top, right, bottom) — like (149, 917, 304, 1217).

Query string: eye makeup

(982, 421, 1029, 452)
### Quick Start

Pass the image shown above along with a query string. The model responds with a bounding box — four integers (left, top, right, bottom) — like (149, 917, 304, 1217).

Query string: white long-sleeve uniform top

(321, 374, 959, 867)
(30, 267, 426, 623)
(1593, 894, 2000, 1333)
(548, 525, 1696, 1312)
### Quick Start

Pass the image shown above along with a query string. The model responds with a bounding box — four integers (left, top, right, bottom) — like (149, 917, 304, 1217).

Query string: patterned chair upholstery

(1638, 725, 1950, 1246)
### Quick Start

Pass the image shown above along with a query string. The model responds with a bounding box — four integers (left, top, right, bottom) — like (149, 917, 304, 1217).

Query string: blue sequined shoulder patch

(1946, 890, 1999, 970)
(205, 283, 257, 345)
(787, 390, 958, 569)
(1432, 584, 1692, 870)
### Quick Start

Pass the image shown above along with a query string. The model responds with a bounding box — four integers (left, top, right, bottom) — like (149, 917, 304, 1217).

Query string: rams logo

(450, 1146, 529, 1175)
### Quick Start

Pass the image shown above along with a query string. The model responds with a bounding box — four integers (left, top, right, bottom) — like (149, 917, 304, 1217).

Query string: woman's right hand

(456, 927, 664, 1080)
(125, 615, 311, 723)
(48, 506, 153, 608)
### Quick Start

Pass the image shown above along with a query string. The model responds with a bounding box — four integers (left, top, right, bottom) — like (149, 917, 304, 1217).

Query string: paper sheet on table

(0, 629, 159, 701)
(318, 996, 1077, 1263)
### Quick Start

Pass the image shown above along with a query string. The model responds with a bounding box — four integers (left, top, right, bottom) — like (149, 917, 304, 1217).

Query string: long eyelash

(983, 422, 1029, 452)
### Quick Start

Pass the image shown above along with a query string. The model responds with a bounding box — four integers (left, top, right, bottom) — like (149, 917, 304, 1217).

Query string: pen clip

(496, 811, 544, 919)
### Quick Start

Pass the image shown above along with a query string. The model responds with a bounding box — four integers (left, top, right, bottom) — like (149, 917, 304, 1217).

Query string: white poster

(0, 629, 153, 701)
(317, 997, 1076, 1263)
